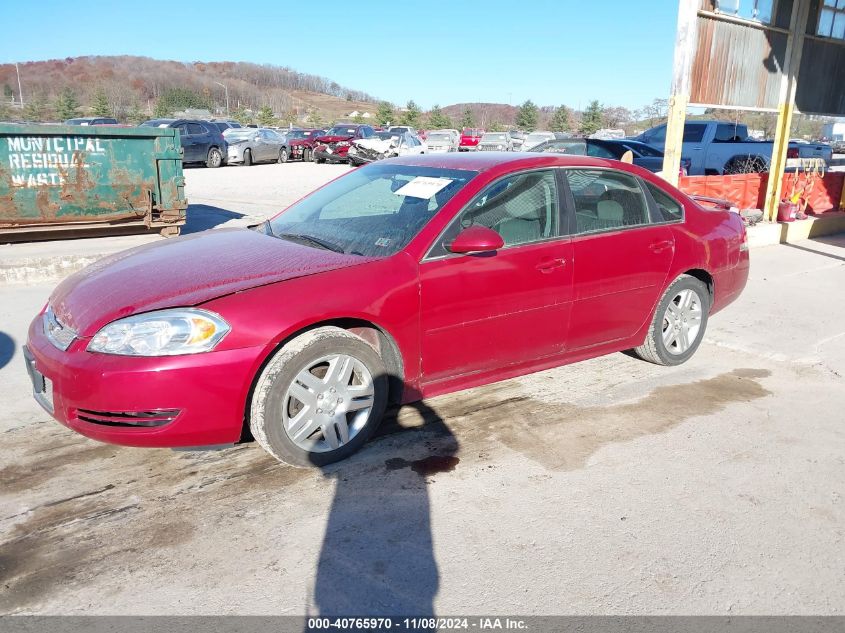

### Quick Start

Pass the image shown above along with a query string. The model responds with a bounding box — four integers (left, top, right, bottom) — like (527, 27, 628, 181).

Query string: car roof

(388, 152, 635, 173)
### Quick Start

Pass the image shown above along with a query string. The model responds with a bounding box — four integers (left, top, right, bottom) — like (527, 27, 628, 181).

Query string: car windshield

(268, 164, 477, 258)
(525, 133, 551, 142)
(463, 129, 481, 137)
(327, 126, 358, 136)
(482, 133, 508, 142)
(288, 130, 312, 139)
(427, 133, 451, 142)
(373, 131, 399, 140)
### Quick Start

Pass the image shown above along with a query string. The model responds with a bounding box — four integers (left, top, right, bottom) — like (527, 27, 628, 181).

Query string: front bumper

(25, 314, 264, 448)
(289, 144, 312, 160)
(314, 147, 350, 163)
(458, 145, 478, 151)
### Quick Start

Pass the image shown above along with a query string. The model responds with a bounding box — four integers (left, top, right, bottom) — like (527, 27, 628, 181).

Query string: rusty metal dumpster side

(0, 123, 187, 240)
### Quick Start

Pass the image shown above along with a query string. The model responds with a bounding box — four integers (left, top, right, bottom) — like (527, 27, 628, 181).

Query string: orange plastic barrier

(679, 172, 845, 214)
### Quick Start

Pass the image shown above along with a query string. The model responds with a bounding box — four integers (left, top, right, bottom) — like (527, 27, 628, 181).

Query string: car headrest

(597, 200, 624, 222)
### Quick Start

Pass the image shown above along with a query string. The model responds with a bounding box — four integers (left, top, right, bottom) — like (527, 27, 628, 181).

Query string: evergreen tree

(515, 99, 539, 131)
(306, 109, 324, 128)
(460, 107, 475, 128)
(427, 105, 452, 130)
(549, 105, 571, 133)
(233, 106, 253, 126)
(488, 121, 504, 132)
(580, 100, 604, 135)
(401, 100, 422, 127)
(257, 105, 276, 127)
(91, 88, 112, 117)
(3, 84, 14, 101)
(23, 94, 50, 121)
(376, 101, 394, 126)
(126, 102, 145, 125)
(54, 88, 81, 120)
(153, 98, 171, 118)
(352, 112, 365, 124)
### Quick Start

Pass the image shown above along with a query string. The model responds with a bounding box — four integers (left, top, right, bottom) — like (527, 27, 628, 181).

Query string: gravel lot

(1, 162, 844, 616)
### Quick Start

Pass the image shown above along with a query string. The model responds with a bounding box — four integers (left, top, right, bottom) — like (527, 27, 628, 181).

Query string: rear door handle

(649, 239, 674, 254)
(536, 257, 567, 273)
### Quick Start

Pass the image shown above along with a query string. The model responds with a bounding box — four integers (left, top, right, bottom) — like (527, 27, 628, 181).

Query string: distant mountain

(0, 55, 378, 122)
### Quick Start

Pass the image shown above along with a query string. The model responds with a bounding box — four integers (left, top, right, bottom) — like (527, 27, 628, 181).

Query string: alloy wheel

(662, 288, 703, 355)
(281, 354, 375, 452)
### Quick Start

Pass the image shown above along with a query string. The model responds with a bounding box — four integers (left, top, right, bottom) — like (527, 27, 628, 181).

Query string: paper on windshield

(393, 177, 454, 199)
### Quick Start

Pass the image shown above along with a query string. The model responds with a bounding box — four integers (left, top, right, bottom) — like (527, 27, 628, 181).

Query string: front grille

(478, 145, 499, 151)
(355, 146, 382, 161)
(75, 408, 180, 428)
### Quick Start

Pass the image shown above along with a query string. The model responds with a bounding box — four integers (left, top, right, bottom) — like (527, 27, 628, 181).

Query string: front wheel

(631, 274, 710, 366)
(249, 327, 388, 467)
(278, 147, 288, 163)
(243, 149, 253, 166)
(206, 147, 223, 168)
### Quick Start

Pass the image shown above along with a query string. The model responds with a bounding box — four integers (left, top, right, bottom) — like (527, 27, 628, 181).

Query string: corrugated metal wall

(690, 0, 845, 115)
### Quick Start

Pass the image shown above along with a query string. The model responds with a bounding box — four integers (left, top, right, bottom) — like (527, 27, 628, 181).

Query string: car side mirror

(448, 226, 504, 254)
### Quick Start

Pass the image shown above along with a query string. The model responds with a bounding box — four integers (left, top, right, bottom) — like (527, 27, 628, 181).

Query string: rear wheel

(632, 275, 710, 366)
(206, 147, 223, 168)
(249, 327, 388, 467)
(243, 149, 253, 166)
(278, 147, 288, 163)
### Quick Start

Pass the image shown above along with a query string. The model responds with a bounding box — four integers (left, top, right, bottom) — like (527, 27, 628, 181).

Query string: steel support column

(763, 0, 810, 221)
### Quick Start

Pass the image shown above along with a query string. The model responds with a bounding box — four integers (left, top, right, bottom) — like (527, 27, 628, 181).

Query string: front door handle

(536, 257, 567, 273)
(649, 239, 674, 254)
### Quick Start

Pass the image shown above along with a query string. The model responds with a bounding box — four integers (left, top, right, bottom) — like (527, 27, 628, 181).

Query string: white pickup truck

(635, 120, 832, 176)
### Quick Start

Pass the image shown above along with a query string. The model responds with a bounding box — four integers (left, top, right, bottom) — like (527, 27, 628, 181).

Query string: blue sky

(2, 0, 679, 111)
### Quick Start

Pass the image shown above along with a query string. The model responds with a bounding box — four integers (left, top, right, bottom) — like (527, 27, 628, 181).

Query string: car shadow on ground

(181, 204, 247, 235)
(0, 331, 15, 370)
(305, 399, 458, 626)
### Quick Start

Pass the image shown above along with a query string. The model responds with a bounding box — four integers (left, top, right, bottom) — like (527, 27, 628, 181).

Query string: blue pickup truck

(635, 120, 832, 176)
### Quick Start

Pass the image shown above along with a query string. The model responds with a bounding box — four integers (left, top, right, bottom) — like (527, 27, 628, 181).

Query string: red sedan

(24, 153, 749, 466)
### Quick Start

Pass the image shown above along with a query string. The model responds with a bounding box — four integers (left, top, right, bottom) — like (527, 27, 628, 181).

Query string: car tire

(304, 148, 312, 162)
(278, 147, 288, 163)
(249, 326, 389, 467)
(206, 147, 223, 168)
(631, 274, 710, 366)
(243, 149, 253, 166)
(314, 152, 325, 164)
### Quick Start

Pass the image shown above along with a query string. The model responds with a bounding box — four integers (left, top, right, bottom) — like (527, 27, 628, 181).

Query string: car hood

(354, 138, 396, 152)
(50, 228, 370, 337)
(288, 139, 313, 146)
(316, 135, 353, 143)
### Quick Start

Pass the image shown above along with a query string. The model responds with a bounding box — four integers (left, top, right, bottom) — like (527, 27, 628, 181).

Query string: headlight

(497, 144, 503, 149)
(87, 309, 230, 356)
(348, 147, 358, 154)
(337, 141, 350, 147)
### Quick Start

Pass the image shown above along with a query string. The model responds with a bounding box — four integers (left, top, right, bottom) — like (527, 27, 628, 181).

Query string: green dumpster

(0, 123, 187, 240)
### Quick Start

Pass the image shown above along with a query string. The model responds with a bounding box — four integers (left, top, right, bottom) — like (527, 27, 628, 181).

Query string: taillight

(787, 147, 799, 159)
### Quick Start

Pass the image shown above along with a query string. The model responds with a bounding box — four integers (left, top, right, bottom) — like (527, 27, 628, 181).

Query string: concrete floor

(0, 164, 843, 616)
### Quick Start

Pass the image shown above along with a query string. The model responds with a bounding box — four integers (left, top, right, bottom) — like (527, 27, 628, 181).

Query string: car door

(258, 130, 275, 161)
(174, 123, 196, 162)
(563, 168, 675, 351)
(679, 122, 709, 175)
(419, 169, 573, 385)
(188, 123, 209, 162)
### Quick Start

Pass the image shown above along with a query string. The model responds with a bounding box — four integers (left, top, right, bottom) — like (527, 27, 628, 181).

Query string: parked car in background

(313, 124, 376, 164)
(636, 120, 832, 175)
(140, 118, 228, 167)
(425, 130, 460, 153)
(832, 139, 845, 154)
(207, 120, 242, 133)
(64, 117, 119, 126)
(508, 130, 526, 151)
(525, 137, 686, 173)
(347, 130, 426, 165)
(521, 131, 557, 151)
(224, 127, 288, 165)
(25, 153, 749, 466)
(284, 128, 327, 162)
(459, 128, 484, 151)
(387, 126, 418, 137)
(477, 132, 513, 151)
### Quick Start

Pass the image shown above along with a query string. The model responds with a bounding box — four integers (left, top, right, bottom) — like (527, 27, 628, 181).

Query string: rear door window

(565, 169, 651, 234)
(187, 123, 206, 135)
(645, 182, 684, 222)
